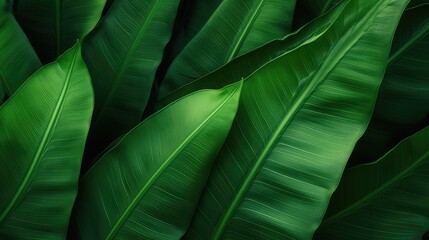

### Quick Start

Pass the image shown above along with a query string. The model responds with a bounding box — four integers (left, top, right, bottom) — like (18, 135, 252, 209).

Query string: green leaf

(15, 0, 106, 62)
(156, 0, 346, 109)
(350, 0, 429, 165)
(0, 0, 41, 103)
(0, 43, 93, 239)
(292, 0, 334, 31)
(159, 0, 296, 98)
(183, 0, 408, 239)
(316, 126, 429, 240)
(82, 0, 181, 165)
(71, 81, 242, 240)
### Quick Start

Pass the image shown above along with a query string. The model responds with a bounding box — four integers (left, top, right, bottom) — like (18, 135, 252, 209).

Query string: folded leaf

(350, 0, 429, 165)
(0, 0, 41, 103)
(0, 43, 93, 239)
(15, 0, 106, 62)
(156, 1, 346, 109)
(316, 126, 429, 239)
(159, 0, 296, 98)
(183, 0, 408, 239)
(72, 82, 242, 240)
(82, 0, 181, 165)
(292, 0, 333, 30)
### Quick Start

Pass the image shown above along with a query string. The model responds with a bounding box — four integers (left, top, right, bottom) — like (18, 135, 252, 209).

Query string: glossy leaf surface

(0, 43, 93, 239)
(183, 0, 408, 239)
(316, 126, 429, 239)
(72, 82, 242, 240)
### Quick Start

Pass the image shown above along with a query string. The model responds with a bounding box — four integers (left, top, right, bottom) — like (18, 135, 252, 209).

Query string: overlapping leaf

(316, 126, 429, 239)
(72, 82, 242, 240)
(15, 0, 106, 62)
(183, 0, 408, 239)
(159, 0, 296, 98)
(292, 0, 333, 30)
(82, 0, 181, 164)
(0, 0, 41, 104)
(0, 43, 93, 239)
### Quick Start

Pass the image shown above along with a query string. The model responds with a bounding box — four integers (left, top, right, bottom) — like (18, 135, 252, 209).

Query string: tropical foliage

(0, 0, 428, 239)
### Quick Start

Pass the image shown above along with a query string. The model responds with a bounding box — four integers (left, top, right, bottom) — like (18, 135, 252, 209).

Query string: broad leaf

(71, 82, 242, 239)
(316, 126, 429, 239)
(156, 1, 347, 109)
(292, 0, 334, 30)
(0, 0, 41, 103)
(183, 0, 408, 239)
(82, 0, 181, 164)
(159, 0, 296, 98)
(350, 0, 429, 165)
(0, 43, 93, 239)
(15, 0, 106, 62)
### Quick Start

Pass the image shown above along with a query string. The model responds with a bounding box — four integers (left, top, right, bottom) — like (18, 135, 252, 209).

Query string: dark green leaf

(72, 82, 242, 240)
(292, 0, 334, 31)
(316, 126, 429, 239)
(0, 43, 93, 239)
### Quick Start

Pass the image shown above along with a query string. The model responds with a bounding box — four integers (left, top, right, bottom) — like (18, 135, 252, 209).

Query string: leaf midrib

(227, 0, 265, 61)
(104, 84, 241, 240)
(211, 0, 389, 238)
(321, 150, 429, 228)
(91, 0, 161, 128)
(0, 47, 78, 224)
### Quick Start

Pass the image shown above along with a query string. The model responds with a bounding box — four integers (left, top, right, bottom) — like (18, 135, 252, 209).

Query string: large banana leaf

(159, 0, 296, 98)
(315, 126, 429, 239)
(292, 0, 334, 30)
(15, 0, 106, 62)
(183, 0, 408, 239)
(156, 1, 347, 109)
(0, 43, 93, 239)
(82, 0, 181, 165)
(71, 82, 242, 240)
(0, 0, 41, 104)
(350, 0, 429, 165)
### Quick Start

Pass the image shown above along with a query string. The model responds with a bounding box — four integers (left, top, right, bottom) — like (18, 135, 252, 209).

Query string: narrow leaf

(15, 0, 106, 62)
(184, 0, 408, 238)
(0, 43, 93, 239)
(72, 82, 242, 239)
(316, 126, 429, 239)
(82, 0, 181, 164)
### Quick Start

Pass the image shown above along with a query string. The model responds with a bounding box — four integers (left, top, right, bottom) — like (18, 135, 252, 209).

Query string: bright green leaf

(15, 0, 106, 62)
(316, 126, 429, 239)
(159, 0, 297, 98)
(71, 81, 242, 240)
(0, 0, 41, 103)
(0, 43, 93, 239)
(183, 0, 408, 239)
(82, 0, 181, 165)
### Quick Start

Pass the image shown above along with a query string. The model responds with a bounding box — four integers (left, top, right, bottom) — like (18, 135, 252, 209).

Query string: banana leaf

(82, 0, 181, 166)
(316, 125, 429, 239)
(15, 0, 106, 62)
(0, 0, 41, 103)
(292, 0, 334, 30)
(71, 82, 242, 239)
(350, 0, 429, 165)
(0, 43, 93, 239)
(159, 0, 296, 98)
(183, 0, 408, 239)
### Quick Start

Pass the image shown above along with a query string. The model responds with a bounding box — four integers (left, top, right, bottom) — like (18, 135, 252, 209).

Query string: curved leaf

(183, 0, 408, 239)
(316, 126, 429, 239)
(292, 0, 334, 30)
(0, 0, 41, 103)
(159, 0, 296, 98)
(156, 1, 347, 109)
(71, 82, 242, 240)
(0, 43, 93, 239)
(15, 0, 106, 62)
(350, 0, 429, 165)
(82, 0, 181, 164)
